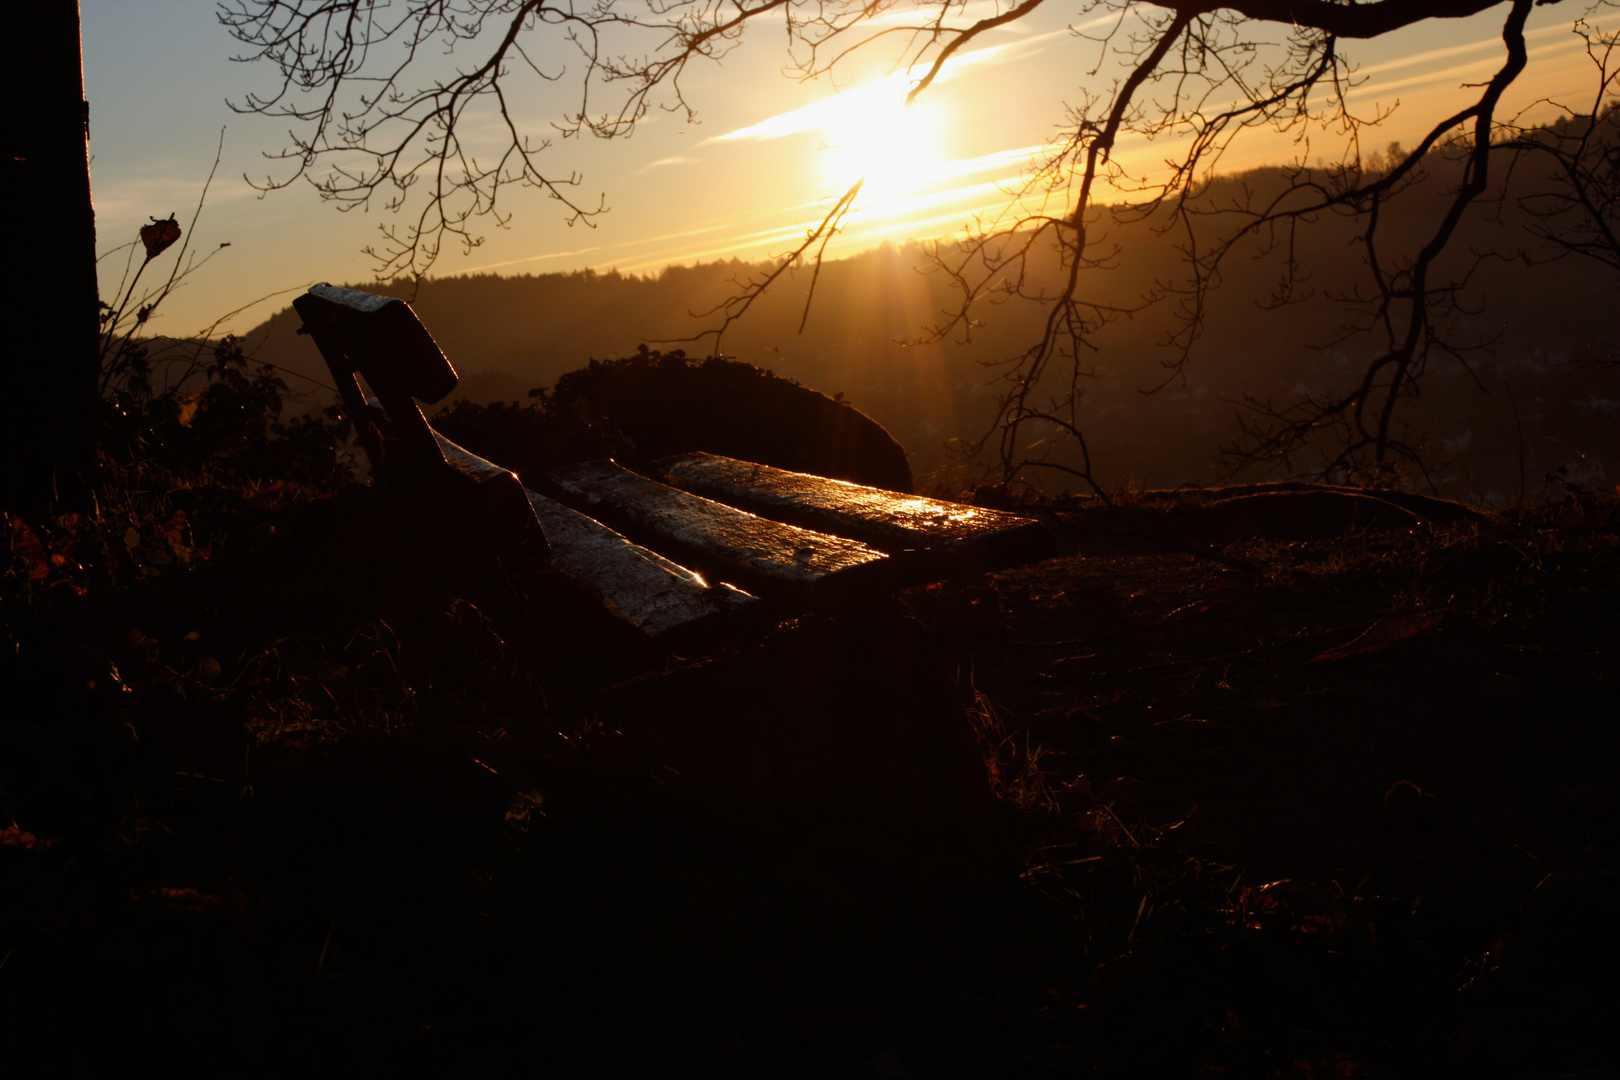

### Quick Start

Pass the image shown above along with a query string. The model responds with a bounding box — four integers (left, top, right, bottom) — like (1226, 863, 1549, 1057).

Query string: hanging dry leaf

(140, 216, 181, 261)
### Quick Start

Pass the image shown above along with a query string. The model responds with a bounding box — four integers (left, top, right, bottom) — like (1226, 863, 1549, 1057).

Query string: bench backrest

(293, 284, 458, 473)
(294, 284, 458, 401)
(294, 284, 549, 561)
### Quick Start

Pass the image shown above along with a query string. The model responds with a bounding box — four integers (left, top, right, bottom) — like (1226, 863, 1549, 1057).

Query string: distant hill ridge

(228, 157, 1617, 500)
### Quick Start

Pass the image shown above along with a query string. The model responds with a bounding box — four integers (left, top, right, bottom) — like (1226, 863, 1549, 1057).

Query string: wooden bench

(292, 284, 1051, 643)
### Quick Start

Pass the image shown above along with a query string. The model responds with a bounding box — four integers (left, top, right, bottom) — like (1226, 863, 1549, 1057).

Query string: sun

(818, 75, 946, 203)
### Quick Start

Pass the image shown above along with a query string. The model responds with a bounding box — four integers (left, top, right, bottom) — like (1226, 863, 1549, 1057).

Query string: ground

(2, 481, 1616, 1077)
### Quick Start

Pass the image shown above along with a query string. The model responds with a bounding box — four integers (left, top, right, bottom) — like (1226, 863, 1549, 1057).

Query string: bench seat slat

(544, 459, 892, 604)
(433, 434, 758, 639)
(652, 452, 1050, 566)
(526, 491, 758, 639)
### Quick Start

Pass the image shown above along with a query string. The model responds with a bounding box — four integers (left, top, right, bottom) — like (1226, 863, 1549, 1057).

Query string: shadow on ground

(3, 484, 1616, 1077)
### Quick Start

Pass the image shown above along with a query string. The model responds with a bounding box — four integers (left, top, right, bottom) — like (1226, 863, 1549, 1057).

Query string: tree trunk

(2, 0, 99, 513)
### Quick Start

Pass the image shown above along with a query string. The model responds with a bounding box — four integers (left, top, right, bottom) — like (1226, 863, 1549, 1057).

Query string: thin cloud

(91, 173, 258, 225)
(926, 25, 1082, 81)
(455, 211, 764, 277)
(918, 144, 1047, 185)
(635, 155, 700, 174)
(849, 178, 1018, 226)
(602, 137, 1069, 275)
(553, 12, 1616, 283)
(612, 222, 816, 272)
(612, 176, 1031, 274)
(1351, 19, 1591, 81)
(709, 73, 914, 143)
(453, 244, 607, 275)
(708, 26, 1075, 145)
(1346, 33, 1593, 103)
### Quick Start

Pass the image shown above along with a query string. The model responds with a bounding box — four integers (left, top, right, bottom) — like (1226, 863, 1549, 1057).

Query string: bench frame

(292, 284, 1048, 643)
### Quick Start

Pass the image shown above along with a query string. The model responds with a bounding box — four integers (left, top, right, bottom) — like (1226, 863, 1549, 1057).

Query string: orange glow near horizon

(80, 0, 1619, 334)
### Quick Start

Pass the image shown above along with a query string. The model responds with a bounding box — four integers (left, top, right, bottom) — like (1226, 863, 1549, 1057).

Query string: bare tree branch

(221, 0, 1618, 488)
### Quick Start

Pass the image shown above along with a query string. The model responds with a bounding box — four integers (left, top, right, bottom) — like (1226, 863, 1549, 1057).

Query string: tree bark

(2, 0, 99, 512)
(1215, 0, 1526, 40)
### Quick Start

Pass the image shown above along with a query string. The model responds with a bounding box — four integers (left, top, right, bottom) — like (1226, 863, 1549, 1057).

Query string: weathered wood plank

(432, 430, 525, 488)
(543, 459, 893, 604)
(296, 284, 459, 404)
(433, 434, 758, 640)
(295, 285, 459, 474)
(526, 492, 759, 640)
(652, 452, 1051, 568)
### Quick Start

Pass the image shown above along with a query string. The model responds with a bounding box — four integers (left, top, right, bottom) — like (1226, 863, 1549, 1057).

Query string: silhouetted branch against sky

(1494, 20, 1620, 273)
(220, 0, 1617, 483)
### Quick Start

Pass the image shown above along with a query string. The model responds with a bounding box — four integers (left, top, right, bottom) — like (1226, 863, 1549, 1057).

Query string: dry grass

(4, 439, 1617, 1075)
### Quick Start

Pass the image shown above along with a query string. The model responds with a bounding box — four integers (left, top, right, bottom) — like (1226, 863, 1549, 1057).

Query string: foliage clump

(433, 344, 913, 491)
(428, 389, 635, 490)
(99, 334, 354, 492)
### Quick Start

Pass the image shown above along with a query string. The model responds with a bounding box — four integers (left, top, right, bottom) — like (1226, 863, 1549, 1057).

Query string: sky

(82, 0, 1616, 338)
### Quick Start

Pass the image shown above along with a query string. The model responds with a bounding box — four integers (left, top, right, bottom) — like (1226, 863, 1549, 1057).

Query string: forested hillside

(237, 155, 1618, 502)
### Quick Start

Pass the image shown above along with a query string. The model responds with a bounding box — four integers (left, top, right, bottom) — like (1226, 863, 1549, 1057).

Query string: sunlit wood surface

(545, 459, 893, 604)
(435, 433, 758, 640)
(654, 452, 1050, 568)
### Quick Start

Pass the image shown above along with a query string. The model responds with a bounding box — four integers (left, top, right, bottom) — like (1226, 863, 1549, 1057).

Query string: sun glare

(817, 75, 946, 203)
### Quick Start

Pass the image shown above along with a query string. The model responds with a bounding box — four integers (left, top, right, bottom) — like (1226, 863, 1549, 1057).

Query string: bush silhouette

(549, 347, 912, 492)
(435, 346, 914, 492)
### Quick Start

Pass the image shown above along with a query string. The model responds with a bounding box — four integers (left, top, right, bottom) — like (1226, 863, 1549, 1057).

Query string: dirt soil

(3, 485, 1616, 1078)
